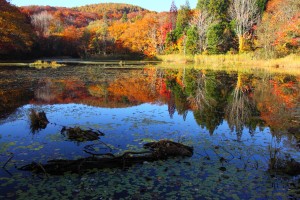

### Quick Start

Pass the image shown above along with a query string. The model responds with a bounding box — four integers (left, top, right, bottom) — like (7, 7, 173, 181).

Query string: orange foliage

(20, 6, 100, 28)
(262, 0, 300, 55)
(274, 13, 300, 53)
(0, 0, 35, 54)
(256, 78, 299, 129)
(108, 21, 130, 40)
(61, 26, 84, 41)
(115, 13, 161, 56)
(108, 77, 158, 103)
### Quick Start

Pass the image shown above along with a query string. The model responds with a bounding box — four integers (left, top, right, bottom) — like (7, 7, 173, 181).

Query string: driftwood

(29, 110, 49, 133)
(61, 127, 104, 142)
(19, 140, 193, 175)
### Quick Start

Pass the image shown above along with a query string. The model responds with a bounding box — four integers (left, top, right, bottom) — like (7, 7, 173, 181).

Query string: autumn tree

(85, 14, 111, 56)
(229, 0, 261, 52)
(109, 13, 160, 57)
(60, 26, 84, 56)
(156, 12, 173, 53)
(256, 0, 300, 57)
(0, 0, 35, 57)
(31, 11, 54, 37)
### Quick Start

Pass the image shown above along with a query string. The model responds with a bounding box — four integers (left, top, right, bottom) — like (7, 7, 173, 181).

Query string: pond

(0, 63, 299, 199)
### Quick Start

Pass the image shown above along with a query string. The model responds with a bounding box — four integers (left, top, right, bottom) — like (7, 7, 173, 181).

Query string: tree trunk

(238, 35, 245, 53)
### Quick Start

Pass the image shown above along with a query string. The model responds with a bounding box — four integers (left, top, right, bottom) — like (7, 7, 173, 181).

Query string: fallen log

(19, 140, 193, 175)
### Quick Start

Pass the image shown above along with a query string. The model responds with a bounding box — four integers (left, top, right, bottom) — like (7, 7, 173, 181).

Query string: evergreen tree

(175, 0, 191, 35)
(197, 0, 229, 20)
(186, 26, 199, 55)
(121, 12, 128, 22)
(207, 22, 235, 54)
(170, 0, 178, 30)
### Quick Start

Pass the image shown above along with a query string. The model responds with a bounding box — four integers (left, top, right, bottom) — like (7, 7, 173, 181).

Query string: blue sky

(10, 0, 198, 12)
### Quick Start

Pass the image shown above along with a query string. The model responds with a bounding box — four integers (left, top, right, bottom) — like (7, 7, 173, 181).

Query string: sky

(10, 0, 198, 12)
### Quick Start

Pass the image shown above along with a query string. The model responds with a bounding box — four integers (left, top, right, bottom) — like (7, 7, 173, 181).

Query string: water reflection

(225, 72, 255, 140)
(0, 65, 299, 138)
(0, 65, 300, 199)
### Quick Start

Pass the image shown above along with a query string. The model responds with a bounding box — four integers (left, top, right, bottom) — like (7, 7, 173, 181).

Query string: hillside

(1, 0, 298, 59)
(75, 3, 149, 21)
(20, 6, 100, 28)
(76, 3, 147, 15)
(20, 3, 148, 25)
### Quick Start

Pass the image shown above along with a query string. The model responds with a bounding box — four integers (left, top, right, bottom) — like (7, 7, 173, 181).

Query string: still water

(0, 64, 299, 199)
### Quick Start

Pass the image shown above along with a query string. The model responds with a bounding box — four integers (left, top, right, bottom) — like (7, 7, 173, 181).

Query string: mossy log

(19, 140, 193, 175)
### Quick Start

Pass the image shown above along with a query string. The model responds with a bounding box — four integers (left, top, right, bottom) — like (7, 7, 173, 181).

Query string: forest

(0, 0, 299, 59)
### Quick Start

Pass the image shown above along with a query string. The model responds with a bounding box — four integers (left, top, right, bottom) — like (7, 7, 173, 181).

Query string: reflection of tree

(254, 74, 300, 136)
(187, 70, 215, 111)
(34, 78, 88, 104)
(35, 79, 56, 103)
(166, 78, 189, 120)
(189, 70, 235, 135)
(225, 73, 254, 140)
(0, 88, 34, 119)
(168, 94, 176, 119)
(108, 71, 158, 103)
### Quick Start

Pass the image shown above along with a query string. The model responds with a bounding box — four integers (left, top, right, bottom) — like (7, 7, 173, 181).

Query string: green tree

(206, 22, 235, 54)
(169, 0, 178, 30)
(166, 78, 189, 120)
(175, 0, 191, 35)
(257, 0, 268, 13)
(165, 1, 191, 53)
(121, 12, 128, 22)
(197, 0, 229, 20)
(185, 26, 199, 55)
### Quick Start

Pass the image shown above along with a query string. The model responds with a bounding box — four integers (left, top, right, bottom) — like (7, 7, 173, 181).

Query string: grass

(157, 53, 300, 75)
(193, 53, 300, 74)
(1, 53, 299, 74)
(29, 60, 65, 69)
(157, 54, 194, 63)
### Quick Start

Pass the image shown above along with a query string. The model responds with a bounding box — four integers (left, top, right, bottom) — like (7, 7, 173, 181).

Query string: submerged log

(269, 158, 300, 176)
(19, 140, 193, 175)
(61, 126, 104, 142)
(144, 140, 194, 158)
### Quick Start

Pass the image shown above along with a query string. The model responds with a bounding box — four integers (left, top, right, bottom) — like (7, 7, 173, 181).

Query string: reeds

(194, 53, 300, 74)
(157, 54, 194, 64)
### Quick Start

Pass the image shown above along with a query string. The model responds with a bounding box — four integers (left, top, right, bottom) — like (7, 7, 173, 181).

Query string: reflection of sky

(0, 101, 298, 199)
(0, 103, 295, 159)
